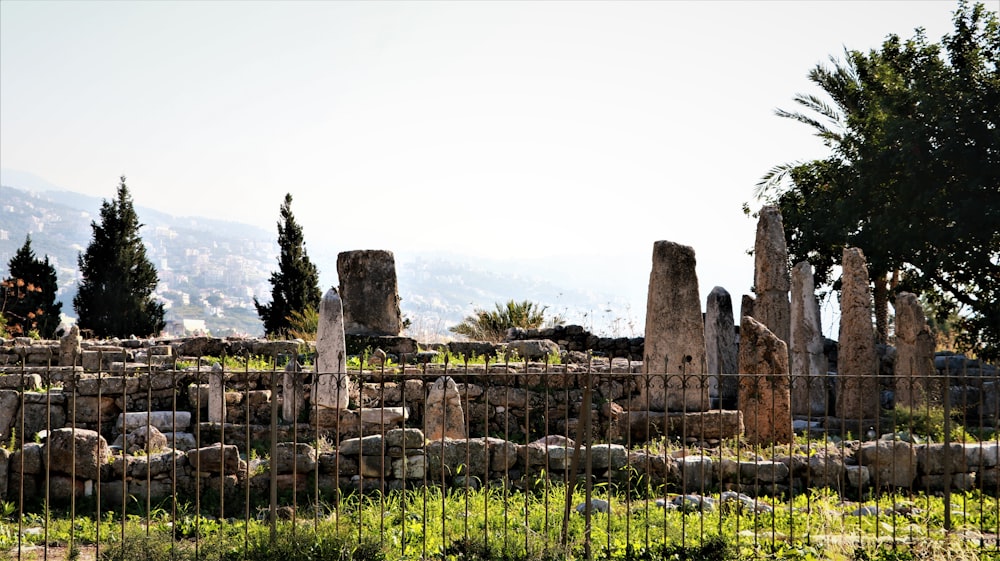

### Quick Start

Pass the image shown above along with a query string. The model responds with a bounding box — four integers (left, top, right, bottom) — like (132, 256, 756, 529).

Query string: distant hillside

(1, 182, 637, 339)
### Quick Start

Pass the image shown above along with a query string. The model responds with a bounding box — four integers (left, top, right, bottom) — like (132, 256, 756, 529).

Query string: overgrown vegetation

(0, 235, 62, 339)
(254, 193, 322, 338)
(73, 176, 166, 338)
(754, 1, 1000, 359)
(3, 484, 999, 560)
(449, 300, 563, 343)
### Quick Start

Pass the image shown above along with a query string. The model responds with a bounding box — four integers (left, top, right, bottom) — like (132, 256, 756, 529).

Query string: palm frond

(755, 162, 802, 200)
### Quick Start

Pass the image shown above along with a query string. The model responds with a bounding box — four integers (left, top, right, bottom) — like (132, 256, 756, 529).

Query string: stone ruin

(2, 235, 999, 510)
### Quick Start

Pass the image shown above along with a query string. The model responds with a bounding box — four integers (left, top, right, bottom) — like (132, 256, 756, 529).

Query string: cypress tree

(1, 235, 63, 338)
(73, 176, 165, 338)
(255, 193, 321, 337)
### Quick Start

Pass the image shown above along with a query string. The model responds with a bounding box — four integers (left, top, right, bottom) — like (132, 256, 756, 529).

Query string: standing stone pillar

(425, 376, 466, 440)
(738, 316, 792, 445)
(282, 359, 306, 423)
(315, 288, 350, 414)
(642, 241, 709, 412)
(790, 262, 828, 416)
(59, 325, 82, 367)
(753, 206, 791, 359)
(337, 250, 402, 336)
(740, 295, 755, 322)
(837, 248, 880, 421)
(706, 287, 738, 410)
(208, 364, 225, 424)
(894, 292, 937, 408)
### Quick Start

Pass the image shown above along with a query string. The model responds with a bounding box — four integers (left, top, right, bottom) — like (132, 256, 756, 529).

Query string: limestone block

(679, 455, 713, 493)
(790, 261, 828, 416)
(48, 474, 85, 501)
(70, 395, 118, 424)
(117, 411, 192, 433)
(738, 316, 792, 445)
(590, 444, 629, 471)
(738, 460, 790, 483)
(753, 206, 791, 348)
(917, 443, 969, 475)
(273, 442, 317, 474)
(43, 428, 109, 480)
(642, 241, 709, 412)
(0, 374, 41, 390)
(162, 432, 197, 451)
(124, 425, 168, 455)
(894, 292, 937, 407)
(317, 451, 359, 476)
(186, 443, 240, 474)
(0, 448, 8, 499)
(837, 248, 880, 420)
(392, 454, 426, 480)
(845, 465, 870, 488)
(506, 339, 560, 361)
(857, 440, 918, 488)
(315, 288, 350, 410)
(338, 435, 385, 456)
(11, 442, 43, 475)
(129, 449, 187, 479)
(706, 287, 738, 409)
(0, 390, 20, 444)
(808, 454, 845, 488)
(337, 249, 402, 336)
(425, 376, 466, 441)
(385, 428, 425, 450)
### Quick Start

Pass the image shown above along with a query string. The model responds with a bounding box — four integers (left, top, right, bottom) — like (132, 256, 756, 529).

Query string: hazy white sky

(0, 0, 972, 334)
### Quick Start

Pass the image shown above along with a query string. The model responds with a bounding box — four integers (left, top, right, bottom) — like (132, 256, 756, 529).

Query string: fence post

(943, 367, 952, 532)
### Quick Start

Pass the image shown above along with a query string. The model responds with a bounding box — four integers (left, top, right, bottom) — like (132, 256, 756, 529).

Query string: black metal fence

(1, 349, 999, 560)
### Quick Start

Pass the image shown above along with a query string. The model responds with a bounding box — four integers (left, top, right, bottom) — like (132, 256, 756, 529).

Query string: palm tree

(449, 300, 557, 343)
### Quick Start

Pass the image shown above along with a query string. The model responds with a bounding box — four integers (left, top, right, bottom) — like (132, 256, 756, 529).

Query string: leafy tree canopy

(73, 176, 165, 338)
(756, 1, 1000, 359)
(449, 300, 562, 343)
(1, 235, 63, 338)
(254, 193, 321, 337)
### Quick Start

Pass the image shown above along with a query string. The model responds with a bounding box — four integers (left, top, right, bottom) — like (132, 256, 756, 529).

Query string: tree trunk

(874, 274, 889, 345)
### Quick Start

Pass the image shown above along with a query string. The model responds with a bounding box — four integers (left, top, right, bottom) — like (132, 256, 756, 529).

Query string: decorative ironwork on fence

(2, 348, 999, 560)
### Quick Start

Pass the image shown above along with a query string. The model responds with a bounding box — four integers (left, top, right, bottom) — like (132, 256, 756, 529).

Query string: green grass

(3, 485, 998, 561)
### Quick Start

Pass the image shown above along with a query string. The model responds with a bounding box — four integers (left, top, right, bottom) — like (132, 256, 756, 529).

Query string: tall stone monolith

(837, 248, 880, 421)
(706, 287, 738, 410)
(59, 325, 82, 367)
(642, 241, 709, 412)
(315, 288, 350, 414)
(894, 292, 937, 408)
(282, 358, 305, 423)
(790, 261, 828, 416)
(425, 376, 466, 440)
(337, 250, 402, 336)
(753, 206, 791, 356)
(738, 316, 792, 445)
(208, 363, 225, 424)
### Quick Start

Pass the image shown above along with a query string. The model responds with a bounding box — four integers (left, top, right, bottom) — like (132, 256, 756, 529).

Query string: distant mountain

(1, 180, 637, 339)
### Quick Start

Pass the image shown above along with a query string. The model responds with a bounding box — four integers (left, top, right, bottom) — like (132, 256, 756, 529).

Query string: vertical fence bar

(268, 360, 278, 542)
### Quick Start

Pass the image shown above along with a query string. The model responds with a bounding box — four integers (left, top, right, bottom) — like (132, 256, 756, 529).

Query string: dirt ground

(5, 545, 99, 561)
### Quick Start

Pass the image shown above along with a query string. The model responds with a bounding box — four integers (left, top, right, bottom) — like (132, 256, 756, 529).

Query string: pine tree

(255, 193, 321, 337)
(73, 176, 165, 338)
(1, 235, 63, 338)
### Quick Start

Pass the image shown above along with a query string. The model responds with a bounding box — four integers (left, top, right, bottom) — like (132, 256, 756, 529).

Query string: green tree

(254, 193, 321, 337)
(74, 177, 165, 338)
(1, 235, 63, 338)
(449, 299, 559, 343)
(757, 1, 1000, 358)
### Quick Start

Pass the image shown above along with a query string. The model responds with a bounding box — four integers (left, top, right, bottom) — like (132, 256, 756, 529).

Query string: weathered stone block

(857, 440, 917, 488)
(44, 428, 109, 481)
